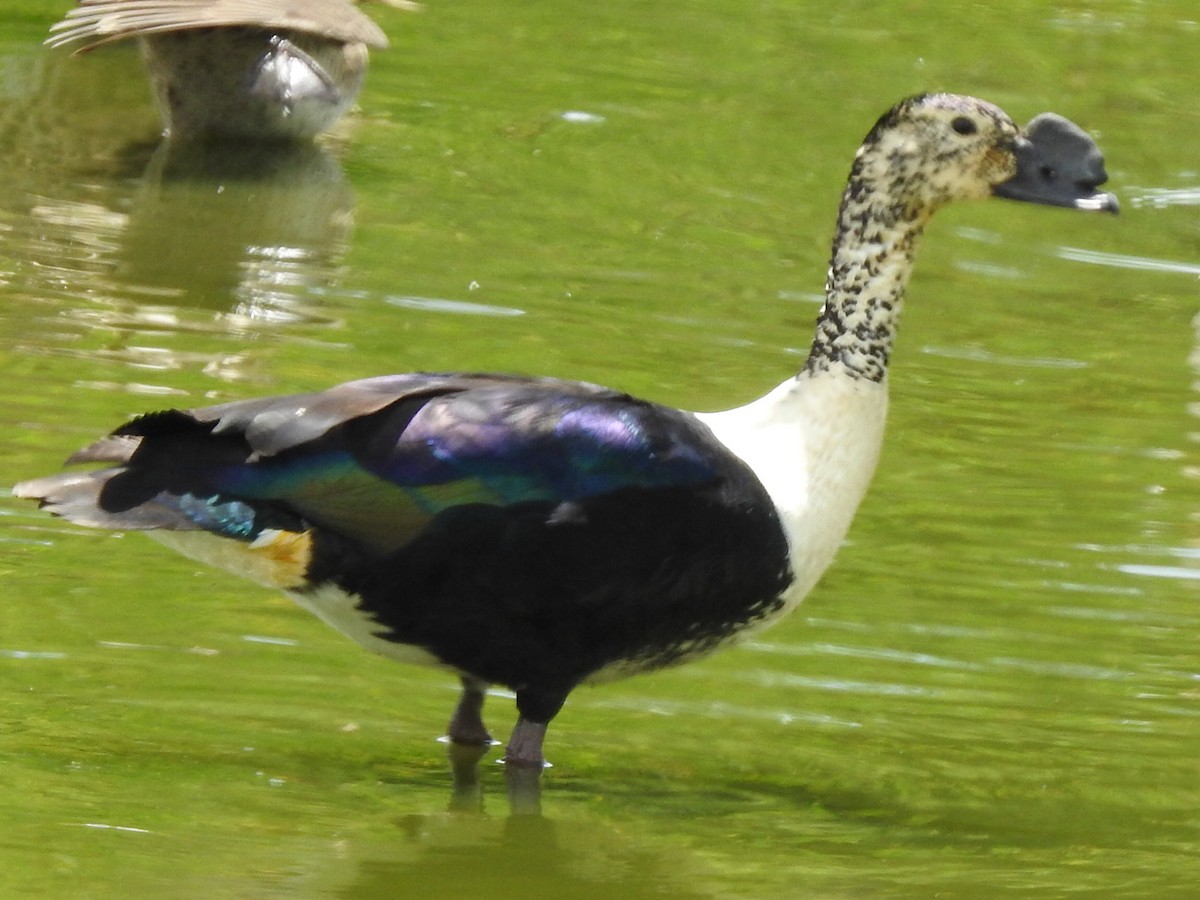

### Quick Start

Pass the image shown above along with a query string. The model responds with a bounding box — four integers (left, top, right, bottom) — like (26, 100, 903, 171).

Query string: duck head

(848, 94, 1118, 222)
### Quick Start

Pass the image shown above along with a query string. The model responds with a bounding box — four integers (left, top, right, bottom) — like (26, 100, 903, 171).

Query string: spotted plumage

(14, 94, 1117, 772)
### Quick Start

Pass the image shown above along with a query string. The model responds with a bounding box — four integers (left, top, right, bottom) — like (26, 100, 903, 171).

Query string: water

(2, 1, 1198, 896)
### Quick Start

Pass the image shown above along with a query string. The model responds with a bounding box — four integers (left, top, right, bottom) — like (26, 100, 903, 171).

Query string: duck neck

(802, 167, 933, 383)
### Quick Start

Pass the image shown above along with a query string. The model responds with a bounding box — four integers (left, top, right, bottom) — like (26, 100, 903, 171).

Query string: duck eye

(951, 116, 977, 136)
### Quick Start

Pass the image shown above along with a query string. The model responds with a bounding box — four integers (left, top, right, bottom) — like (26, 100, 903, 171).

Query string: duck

(13, 94, 1118, 774)
(45, 0, 414, 141)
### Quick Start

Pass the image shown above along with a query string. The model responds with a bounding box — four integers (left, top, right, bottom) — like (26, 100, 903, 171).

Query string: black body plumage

(24, 374, 792, 725)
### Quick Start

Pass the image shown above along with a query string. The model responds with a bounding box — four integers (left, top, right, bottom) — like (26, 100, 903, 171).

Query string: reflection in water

(277, 739, 718, 898)
(1, 46, 360, 354)
(1131, 185, 1200, 209)
(24, 137, 358, 324)
(321, 802, 716, 900)
(122, 138, 357, 322)
(1057, 245, 1200, 276)
(4, 62, 359, 384)
(14, 139, 357, 385)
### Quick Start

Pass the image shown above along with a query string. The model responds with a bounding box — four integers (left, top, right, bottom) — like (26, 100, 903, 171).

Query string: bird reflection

(322, 789, 716, 900)
(5, 50, 362, 384)
(116, 138, 358, 322)
(444, 741, 545, 817)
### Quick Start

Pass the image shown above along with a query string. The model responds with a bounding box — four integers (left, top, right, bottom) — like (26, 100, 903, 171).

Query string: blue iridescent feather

(190, 379, 724, 552)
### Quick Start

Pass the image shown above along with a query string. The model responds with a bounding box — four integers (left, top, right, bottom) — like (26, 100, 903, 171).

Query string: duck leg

(446, 676, 494, 746)
(502, 686, 567, 816)
(503, 716, 551, 816)
(443, 677, 497, 811)
(503, 687, 567, 768)
(504, 717, 549, 767)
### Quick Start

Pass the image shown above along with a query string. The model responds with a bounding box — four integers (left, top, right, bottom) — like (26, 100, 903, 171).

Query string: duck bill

(993, 113, 1119, 214)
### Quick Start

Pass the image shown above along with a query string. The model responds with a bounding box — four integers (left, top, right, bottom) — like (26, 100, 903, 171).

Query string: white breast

(696, 371, 889, 616)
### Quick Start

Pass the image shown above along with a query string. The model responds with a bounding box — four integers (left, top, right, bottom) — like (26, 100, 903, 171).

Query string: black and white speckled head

(807, 93, 1116, 382)
(852, 93, 1022, 221)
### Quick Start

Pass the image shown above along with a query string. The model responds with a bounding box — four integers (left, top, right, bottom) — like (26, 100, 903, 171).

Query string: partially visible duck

(46, 0, 413, 141)
(14, 95, 1117, 776)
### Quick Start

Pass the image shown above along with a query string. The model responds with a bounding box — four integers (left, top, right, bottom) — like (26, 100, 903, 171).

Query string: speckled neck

(802, 150, 933, 383)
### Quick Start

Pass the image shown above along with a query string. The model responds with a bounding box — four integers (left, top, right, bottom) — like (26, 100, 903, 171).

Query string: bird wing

(47, 0, 390, 52)
(25, 374, 727, 556)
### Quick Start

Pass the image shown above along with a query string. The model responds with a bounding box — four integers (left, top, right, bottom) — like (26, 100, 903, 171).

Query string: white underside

(287, 583, 444, 669)
(695, 370, 888, 629)
(148, 530, 446, 670)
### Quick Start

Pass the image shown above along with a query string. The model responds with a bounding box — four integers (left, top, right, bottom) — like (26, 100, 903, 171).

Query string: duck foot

(444, 677, 495, 746)
(499, 717, 549, 815)
(502, 718, 549, 769)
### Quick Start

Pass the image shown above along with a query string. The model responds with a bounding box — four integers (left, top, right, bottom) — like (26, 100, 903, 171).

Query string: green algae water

(2, 1, 1198, 896)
